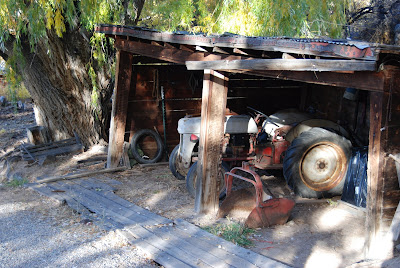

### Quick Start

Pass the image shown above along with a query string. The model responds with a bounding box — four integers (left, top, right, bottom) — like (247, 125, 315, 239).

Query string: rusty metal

(299, 141, 347, 191)
(224, 162, 295, 228)
(254, 129, 290, 169)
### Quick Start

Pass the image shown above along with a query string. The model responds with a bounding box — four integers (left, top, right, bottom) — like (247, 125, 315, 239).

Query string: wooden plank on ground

(36, 167, 127, 183)
(24, 144, 84, 159)
(125, 225, 215, 268)
(118, 228, 194, 268)
(53, 181, 139, 227)
(55, 181, 171, 226)
(174, 219, 290, 268)
(149, 224, 251, 268)
(29, 183, 117, 230)
(28, 183, 66, 204)
(78, 177, 117, 192)
(45, 183, 93, 217)
(151, 224, 259, 268)
(24, 138, 76, 151)
(75, 179, 170, 224)
(186, 59, 376, 72)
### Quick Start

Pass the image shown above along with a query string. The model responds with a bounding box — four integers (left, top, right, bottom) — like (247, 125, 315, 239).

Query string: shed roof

(95, 24, 400, 92)
(95, 24, 397, 61)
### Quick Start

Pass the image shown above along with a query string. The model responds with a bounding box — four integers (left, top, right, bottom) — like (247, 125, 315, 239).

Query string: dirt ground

(1, 104, 400, 268)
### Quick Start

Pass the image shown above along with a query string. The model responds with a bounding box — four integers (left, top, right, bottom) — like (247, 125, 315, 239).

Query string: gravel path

(0, 186, 158, 268)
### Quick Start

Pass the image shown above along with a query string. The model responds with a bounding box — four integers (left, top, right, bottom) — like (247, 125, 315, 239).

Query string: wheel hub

(300, 142, 347, 191)
(316, 159, 328, 172)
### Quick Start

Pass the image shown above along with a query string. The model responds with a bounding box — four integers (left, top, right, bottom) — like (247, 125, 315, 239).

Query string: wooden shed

(95, 24, 400, 259)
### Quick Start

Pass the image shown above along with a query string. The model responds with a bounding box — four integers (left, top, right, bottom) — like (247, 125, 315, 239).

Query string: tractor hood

(177, 115, 258, 135)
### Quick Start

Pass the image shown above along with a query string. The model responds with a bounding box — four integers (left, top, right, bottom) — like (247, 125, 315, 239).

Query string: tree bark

(2, 29, 112, 146)
(1, 1, 146, 147)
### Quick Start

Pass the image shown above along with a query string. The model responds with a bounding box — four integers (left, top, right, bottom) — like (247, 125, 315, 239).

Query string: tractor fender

(285, 119, 350, 143)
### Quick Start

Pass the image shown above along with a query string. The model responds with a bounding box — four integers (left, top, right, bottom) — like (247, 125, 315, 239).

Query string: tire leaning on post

(283, 127, 352, 199)
(130, 129, 164, 164)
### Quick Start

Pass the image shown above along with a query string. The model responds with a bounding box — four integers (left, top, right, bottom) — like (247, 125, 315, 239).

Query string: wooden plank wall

(228, 74, 305, 115)
(126, 65, 203, 155)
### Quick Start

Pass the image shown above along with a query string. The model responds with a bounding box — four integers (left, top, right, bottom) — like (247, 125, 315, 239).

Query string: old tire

(186, 161, 230, 199)
(130, 129, 164, 164)
(283, 127, 352, 198)
(169, 145, 188, 180)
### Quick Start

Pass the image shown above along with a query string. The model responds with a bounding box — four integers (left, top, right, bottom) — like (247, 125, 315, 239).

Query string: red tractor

(169, 108, 352, 199)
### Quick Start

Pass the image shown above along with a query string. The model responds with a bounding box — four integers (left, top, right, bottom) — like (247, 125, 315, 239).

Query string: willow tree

(1, 0, 349, 146)
(0, 0, 145, 146)
(140, 0, 348, 38)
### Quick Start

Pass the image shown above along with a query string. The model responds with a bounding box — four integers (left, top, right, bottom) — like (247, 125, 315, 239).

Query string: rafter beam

(186, 58, 376, 72)
(114, 38, 248, 65)
(247, 70, 386, 92)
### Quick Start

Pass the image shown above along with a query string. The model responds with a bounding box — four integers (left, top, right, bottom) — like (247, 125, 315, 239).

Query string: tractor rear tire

(186, 161, 230, 199)
(283, 127, 352, 198)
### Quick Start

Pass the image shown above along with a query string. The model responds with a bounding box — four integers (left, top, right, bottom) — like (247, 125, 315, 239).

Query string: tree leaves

(139, 0, 348, 38)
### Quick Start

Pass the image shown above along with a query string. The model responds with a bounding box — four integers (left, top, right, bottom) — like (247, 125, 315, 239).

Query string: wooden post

(365, 68, 400, 259)
(195, 70, 228, 215)
(366, 91, 386, 258)
(107, 49, 133, 168)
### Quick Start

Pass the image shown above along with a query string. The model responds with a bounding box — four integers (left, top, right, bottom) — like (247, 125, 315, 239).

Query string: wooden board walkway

(30, 177, 290, 268)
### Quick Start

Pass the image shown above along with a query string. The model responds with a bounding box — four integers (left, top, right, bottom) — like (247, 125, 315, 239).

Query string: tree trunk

(0, 1, 146, 147)
(10, 29, 112, 146)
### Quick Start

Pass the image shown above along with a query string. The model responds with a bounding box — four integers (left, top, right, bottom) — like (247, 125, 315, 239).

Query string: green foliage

(203, 221, 255, 247)
(141, 0, 196, 32)
(140, 0, 348, 38)
(5, 178, 28, 187)
(0, 0, 128, 72)
(0, 0, 127, 116)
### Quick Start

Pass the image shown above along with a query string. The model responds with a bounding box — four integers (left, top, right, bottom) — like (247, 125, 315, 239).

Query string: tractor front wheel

(186, 161, 230, 199)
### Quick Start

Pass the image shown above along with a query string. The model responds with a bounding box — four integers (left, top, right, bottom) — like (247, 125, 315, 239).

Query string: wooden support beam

(186, 59, 376, 72)
(114, 39, 247, 65)
(240, 69, 386, 92)
(366, 91, 386, 258)
(366, 68, 400, 258)
(179, 44, 196, 52)
(233, 48, 250, 56)
(195, 70, 228, 215)
(107, 50, 133, 168)
(114, 38, 386, 92)
(212, 47, 230, 54)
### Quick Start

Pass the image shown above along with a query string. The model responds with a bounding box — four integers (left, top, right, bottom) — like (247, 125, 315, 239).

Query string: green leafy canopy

(0, 0, 349, 55)
(0, 0, 348, 81)
(140, 0, 348, 38)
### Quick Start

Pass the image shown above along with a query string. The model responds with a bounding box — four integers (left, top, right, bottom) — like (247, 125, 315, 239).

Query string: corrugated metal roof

(95, 24, 378, 61)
